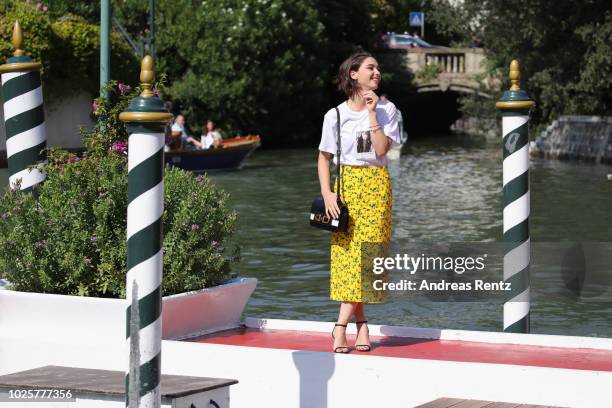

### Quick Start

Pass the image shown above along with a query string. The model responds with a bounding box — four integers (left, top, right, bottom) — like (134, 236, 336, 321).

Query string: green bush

(0, 82, 239, 298)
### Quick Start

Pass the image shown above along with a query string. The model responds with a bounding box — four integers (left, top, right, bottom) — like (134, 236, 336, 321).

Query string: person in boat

(170, 114, 203, 150)
(201, 120, 223, 149)
(317, 52, 400, 353)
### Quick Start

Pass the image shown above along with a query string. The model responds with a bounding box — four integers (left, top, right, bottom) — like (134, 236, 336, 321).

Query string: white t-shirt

(202, 131, 221, 149)
(318, 100, 401, 166)
(202, 133, 215, 149)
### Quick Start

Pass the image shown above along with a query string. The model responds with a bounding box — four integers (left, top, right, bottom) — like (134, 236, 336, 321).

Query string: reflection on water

(208, 135, 612, 337)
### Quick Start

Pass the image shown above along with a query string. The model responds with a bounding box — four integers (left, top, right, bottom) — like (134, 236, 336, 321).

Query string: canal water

(207, 134, 612, 337)
(2, 134, 610, 337)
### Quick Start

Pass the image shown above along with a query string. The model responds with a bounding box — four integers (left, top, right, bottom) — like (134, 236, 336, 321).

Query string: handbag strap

(334, 106, 341, 198)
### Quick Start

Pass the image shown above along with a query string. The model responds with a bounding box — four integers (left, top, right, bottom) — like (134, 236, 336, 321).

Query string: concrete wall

(531, 115, 612, 164)
(0, 91, 94, 151)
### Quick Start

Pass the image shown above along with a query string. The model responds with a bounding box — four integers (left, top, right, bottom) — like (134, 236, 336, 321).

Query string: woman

(317, 52, 400, 353)
(201, 120, 223, 149)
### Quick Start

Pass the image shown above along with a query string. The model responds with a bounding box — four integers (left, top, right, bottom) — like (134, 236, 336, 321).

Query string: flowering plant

(0, 82, 238, 297)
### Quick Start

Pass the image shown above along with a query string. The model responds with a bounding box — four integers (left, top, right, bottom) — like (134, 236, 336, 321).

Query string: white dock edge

(1, 316, 612, 407)
(245, 317, 612, 350)
(0, 334, 610, 408)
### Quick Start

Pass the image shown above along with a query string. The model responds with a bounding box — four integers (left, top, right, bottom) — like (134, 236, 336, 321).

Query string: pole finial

(139, 55, 155, 97)
(509, 59, 520, 91)
(12, 21, 25, 57)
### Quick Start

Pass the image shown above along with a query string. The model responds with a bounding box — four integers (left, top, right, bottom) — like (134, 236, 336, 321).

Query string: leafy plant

(77, 0, 380, 145)
(416, 62, 443, 81)
(0, 1, 138, 104)
(0, 82, 238, 298)
(458, 0, 612, 126)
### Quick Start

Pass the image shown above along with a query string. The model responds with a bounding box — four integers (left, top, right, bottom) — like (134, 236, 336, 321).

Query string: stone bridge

(401, 48, 495, 97)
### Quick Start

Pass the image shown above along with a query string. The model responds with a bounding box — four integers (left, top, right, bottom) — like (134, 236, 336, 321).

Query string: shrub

(0, 82, 238, 298)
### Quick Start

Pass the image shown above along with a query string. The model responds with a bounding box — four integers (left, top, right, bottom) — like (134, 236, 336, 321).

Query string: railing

(425, 53, 466, 74)
(402, 48, 486, 78)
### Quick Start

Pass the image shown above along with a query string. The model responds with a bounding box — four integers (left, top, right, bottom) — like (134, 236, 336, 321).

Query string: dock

(2, 314, 610, 407)
(416, 398, 563, 407)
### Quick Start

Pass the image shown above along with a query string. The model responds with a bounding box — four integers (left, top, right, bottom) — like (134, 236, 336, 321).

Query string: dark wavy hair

(336, 52, 375, 99)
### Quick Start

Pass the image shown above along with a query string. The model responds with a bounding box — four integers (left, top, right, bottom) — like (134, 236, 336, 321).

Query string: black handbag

(310, 107, 349, 232)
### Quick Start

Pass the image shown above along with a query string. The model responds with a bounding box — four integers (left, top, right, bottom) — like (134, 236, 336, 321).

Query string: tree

(464, 0, 612, 125)
(0, 1, 138, 102)
(112, 0, 379, 145)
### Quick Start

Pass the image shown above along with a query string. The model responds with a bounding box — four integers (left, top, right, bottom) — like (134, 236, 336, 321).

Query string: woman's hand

(362, 91, 379, 113)
(323, 190, 341, 219)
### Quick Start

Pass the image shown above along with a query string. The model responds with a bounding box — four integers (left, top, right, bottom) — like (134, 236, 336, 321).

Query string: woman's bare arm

(368, 111, 392, 156)
(317, 151, 340, 219)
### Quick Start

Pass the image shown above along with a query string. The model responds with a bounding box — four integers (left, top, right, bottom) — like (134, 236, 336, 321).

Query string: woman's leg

(354, 302, 371, 351)
(333, 302, 357, 352)
(354, 302, 365, 321)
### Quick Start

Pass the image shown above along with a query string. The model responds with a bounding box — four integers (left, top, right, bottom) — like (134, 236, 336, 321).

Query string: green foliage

(0, 1, 52, 65)
(459, 0, 612, 125)
(86, 80, 134, 156)
(0, 82, 238, 298)
(0, 1, 138, 103)
(568, 11, 612, 115)
(101, 0, 379, 144)
(43, 0, 100, 22)
(368, 0, 473, 47)
(416, 62, 442, 81)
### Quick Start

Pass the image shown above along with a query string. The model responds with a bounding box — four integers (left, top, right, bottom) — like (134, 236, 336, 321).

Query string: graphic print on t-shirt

(355, 129, 376, 161)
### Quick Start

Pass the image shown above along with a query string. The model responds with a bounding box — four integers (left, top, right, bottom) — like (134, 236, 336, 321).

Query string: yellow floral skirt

(330, 165, 392, 303)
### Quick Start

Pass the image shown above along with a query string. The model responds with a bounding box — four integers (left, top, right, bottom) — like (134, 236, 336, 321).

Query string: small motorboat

(165, 135, 261, 171)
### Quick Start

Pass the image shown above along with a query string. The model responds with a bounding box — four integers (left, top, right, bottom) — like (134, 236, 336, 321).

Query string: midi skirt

(330, 165, 392, 303)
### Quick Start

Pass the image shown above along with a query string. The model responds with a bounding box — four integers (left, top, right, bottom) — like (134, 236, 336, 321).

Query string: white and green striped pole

(120, 55, 172, 408)
(0, 21, 46, 192)
(496, 60, 535, 333)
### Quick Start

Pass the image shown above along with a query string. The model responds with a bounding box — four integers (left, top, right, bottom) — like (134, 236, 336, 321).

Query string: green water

(206, 134, 612, 337)
(3, 134, 611, 336)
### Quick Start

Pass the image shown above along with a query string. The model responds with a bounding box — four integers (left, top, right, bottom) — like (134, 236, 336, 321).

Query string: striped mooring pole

(0, 21, 47, 192)
(119, 55, 172, 408)
(496, 60, 535, 333)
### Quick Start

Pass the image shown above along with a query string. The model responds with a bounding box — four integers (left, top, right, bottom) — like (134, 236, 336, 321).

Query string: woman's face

(350, 57, 381, 92)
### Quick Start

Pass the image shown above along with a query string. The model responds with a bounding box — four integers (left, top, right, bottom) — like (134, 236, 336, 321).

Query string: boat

(165, 135, 261, 171)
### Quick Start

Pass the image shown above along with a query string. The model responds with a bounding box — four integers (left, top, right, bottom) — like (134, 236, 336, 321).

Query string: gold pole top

(0, 20, 43, 73)
(139, 55, 154, 97)
(509, 59, 520, 91)
(118, 54, 173, 123)
(12, 21, 25, 57)
(496, 58, 535, 110)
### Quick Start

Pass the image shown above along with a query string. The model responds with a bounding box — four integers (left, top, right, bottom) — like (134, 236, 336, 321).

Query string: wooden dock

(416, 398, 565, 407)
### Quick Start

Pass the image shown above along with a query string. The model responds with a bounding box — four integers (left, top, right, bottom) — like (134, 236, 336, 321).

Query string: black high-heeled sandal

(332, 323, 350, 353)
(355, 320, 371, 352)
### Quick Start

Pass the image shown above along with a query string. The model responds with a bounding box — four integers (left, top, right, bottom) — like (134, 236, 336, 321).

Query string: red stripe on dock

(191, 328, 612, 372)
